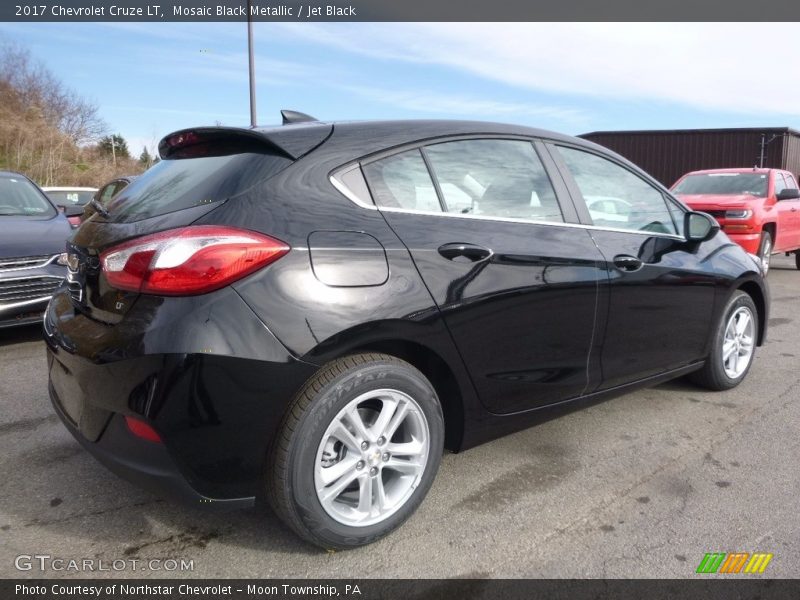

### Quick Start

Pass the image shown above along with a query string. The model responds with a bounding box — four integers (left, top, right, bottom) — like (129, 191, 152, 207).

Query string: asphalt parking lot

(1, 255, 798, 579)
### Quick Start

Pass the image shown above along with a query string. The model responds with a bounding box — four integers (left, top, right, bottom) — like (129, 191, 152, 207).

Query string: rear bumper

(44, 287, 318, 502)
(49, 381, 254, 510)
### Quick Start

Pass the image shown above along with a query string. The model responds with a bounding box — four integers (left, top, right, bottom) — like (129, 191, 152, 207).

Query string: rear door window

(423, 139, 563, 222)
(105, 151, 292, 223)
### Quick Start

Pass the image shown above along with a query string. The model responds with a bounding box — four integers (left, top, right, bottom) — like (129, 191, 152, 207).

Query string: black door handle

(613, 254, 643, 272)
(438, 243, 493, 263)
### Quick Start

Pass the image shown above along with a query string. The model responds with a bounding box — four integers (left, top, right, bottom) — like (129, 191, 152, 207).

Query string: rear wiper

(89, 198, 110, 218)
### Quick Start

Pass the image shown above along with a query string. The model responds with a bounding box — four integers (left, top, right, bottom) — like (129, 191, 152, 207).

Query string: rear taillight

(67, 216, 81, 227)
(100, 226, 289, 296)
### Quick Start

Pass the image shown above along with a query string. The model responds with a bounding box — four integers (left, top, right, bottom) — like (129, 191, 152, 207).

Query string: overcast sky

(2, 22, 798, 155)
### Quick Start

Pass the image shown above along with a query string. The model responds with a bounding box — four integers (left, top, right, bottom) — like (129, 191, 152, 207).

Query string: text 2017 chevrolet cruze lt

(44, 115, 768, 549)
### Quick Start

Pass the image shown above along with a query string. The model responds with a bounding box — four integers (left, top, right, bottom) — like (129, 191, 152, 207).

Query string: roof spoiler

(158, 122, 332, 161)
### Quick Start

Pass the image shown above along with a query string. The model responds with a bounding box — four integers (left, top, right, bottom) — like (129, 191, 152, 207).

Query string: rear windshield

(0, 175, 56, 217)
(672, 173, 768, 197)
(47, 190, 95, 206)
(104, 151, 292, 223)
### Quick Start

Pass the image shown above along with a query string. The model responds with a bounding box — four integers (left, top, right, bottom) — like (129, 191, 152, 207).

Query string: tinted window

(424, 139, 562, 222)
(362, 150, 441, 212)
(672, 173, 768, 197)
(46, 190, 95, 206)
(0, 175, 56, 217)
(774, 173, 787, 194)
(105, 152, 292, 223)
(558, 146, 677, 235)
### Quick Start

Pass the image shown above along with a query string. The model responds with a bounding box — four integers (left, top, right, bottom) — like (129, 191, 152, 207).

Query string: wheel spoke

(357, 473, 373, 516)
(722, 340, 736, 362)
(386, 437, 425, 458)
(735, 313, 750, 335)
(374, 475, 388, 511)
(740, 335, 754, 350)
(318, 454, 359, 487)
(371, 397, 400, 438)
(383, 401, 409, 440)
(384, 457, 424, 475)
(731, 351, 739, 373)
(344, 405, 371, 442)
(319, 466, 359, 505)
(329, 421, 361, 452)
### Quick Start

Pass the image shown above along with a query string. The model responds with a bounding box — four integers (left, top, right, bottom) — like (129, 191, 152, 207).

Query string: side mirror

(777, 188, 800, 201)
(684, 211, 720, 242)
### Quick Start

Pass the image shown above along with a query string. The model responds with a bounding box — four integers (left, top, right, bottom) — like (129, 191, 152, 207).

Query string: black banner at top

(3, 0, 800, 22)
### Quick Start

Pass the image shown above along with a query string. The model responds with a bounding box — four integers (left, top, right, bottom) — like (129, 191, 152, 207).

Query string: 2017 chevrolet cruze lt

(44, 114, 768, 549)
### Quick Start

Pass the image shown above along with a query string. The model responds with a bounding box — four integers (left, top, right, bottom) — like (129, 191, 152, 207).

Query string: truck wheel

(266, 353, 444, 549)
(795, 252, 800, 270)
(758, 231, 772, 275)
(689, 291, 758, 391)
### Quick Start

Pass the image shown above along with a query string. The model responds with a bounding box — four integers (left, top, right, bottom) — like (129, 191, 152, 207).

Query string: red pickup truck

(672, 168, 800, 273)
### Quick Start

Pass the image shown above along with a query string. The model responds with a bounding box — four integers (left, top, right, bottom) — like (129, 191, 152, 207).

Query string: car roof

(161, 118, 610, 162)
(260, 119, 593, 157)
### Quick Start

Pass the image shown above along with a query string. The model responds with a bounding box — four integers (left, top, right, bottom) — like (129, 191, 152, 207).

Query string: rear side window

(105, 151, 292, 223)
(362, 150, 441, 212)
(0, 175, 55, 217)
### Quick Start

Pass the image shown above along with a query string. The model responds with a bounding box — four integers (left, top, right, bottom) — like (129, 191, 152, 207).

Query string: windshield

(46, 190, 95, 206)
(0, 175, 56, 217)
(104, 151, 291, 223)
(672, 173, 768, 197)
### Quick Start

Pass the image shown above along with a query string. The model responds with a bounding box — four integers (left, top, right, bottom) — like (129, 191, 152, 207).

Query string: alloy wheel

(314, 389, 430, 527)
(722, 306, 755, 379)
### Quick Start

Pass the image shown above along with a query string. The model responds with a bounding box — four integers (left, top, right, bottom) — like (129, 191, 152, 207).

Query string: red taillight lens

(100, 226, 289, 296)
(124, 416, 162, 443)
(67, 216, 81, 227)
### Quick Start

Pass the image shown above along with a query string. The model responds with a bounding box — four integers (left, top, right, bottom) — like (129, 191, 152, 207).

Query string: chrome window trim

(330, 170, 685, 241)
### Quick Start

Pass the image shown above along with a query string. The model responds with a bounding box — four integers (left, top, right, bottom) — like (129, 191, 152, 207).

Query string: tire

(266, 353, 444, 549)
(758, 230, 773, 275)
(795, 252, 800, 270)
(689, 291, 758, 391)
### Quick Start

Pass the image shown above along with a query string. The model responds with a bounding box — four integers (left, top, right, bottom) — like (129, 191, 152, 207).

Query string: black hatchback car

(45, 115, 768, 549)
